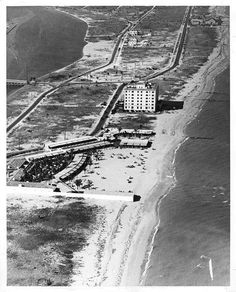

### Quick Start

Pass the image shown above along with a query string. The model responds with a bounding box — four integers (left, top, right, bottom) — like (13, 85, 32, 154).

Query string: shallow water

(145, 67, 230, 286)
(7, 7, 87, 80)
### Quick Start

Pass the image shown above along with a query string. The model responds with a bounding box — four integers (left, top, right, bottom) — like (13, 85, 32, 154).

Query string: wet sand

(122, 8, 229, 286)
(6, 6, 229, 287)
(144, 67, 230, 286)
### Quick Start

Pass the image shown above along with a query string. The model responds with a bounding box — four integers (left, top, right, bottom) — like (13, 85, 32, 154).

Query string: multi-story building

(123, 82, 159, 112)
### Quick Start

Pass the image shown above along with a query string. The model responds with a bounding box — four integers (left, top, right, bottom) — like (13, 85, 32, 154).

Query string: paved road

(146, 6, 192, 81)
(7, 6, 191, 158)
(91, 6, 192, 135)
(89, 83, 127, 136)
(7, 87, 59, 133)
(7, 7, 155, 134)
(7, 5, 190, 141)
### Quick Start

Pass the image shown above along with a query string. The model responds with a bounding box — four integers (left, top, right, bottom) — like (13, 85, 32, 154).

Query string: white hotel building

(123, 82, 159, 112)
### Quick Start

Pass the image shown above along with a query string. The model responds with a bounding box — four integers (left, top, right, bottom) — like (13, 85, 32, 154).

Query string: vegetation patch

(156, 21, 218, 100)
(137, 6, 186, 32)
(7, 83, 117, 151)
(108, 112, 157, 130)
(7, 197, 104, 286)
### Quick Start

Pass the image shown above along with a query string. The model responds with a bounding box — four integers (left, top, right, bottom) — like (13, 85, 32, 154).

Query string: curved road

(7, 6, 191, 140)
(7, 6, 191, 159)
(7, 7, 155, 134)
(91, 6, 192, 135)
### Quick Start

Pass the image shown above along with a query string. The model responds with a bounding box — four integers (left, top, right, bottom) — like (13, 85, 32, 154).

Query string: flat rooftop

(125, 82, 158, 91)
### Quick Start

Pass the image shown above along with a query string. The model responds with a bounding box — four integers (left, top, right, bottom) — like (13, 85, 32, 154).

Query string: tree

(75, 179, 82, 189)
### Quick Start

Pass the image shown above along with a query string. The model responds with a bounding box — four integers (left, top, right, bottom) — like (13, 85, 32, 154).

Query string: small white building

(128, 37, 137, 47)
(119, 138, 150, 148)
(129, 30, 138, 36)
(190, 18, 204, 25)
(123, 82, 159, 112)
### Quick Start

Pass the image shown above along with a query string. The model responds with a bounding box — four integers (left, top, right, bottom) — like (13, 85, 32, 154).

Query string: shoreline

(142, 21, 229, 287)
(119, 7, 229, 286)
(6, 6, 230, 287)
(143, 65, 230, 286)
(36, 6, 89, 81)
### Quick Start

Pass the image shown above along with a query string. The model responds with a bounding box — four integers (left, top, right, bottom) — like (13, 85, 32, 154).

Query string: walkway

(55, 153, 89, 182)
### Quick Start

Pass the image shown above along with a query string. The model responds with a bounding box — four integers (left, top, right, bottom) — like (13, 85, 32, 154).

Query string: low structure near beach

(45, 136, 98, 151)
(119, 138, 150, 148)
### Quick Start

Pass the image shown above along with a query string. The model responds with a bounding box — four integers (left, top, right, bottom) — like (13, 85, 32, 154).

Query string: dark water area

(7, 7, 87, 80)
(145, 67, 230, 286)
(7, 6, 30, 21)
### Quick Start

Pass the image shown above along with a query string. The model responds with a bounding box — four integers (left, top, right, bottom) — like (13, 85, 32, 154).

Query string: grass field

(136, 6, 186, 32)
(117, 7, 186, 79)
(7, 83, 117, 151)
(108, 112, 157, 130)
(7, 195, 104, 286)
(103, 6, 218, 129)
(58, 6, 127, 39)
(7, 84, 52, 123)
(156, 24, 218, 100)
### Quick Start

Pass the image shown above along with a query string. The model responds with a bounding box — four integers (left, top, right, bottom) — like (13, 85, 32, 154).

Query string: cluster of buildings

(125, 29, 152, 48)
(190, 15, 222, 26)
(7, 130, 154, 188)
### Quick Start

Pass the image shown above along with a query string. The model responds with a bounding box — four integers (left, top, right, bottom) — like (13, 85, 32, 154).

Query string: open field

(7, 7, 219, 152)
(6, 5, 229, 287)
(7, 84, 52, 123)
(7, 193, 111, 286)
(136, 6, 186, 32)
(85, 6, 219, 144)
(7, 83, 117, 151)
(113, 6, 152, 22)
(155, 25, 218, 100)
(45, 6, 154, 83)
(56, 6, 127, 39)
(115, 6, 186, 78)
(119, 31, 176, 79)
(90, 7, 185, 83)
(107, 112, 157, 131)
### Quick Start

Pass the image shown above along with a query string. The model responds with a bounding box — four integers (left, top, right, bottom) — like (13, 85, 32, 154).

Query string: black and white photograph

(2, 0, 233, 289)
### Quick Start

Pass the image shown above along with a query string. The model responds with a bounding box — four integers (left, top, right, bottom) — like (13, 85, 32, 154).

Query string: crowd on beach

(20, 152, 74, 182)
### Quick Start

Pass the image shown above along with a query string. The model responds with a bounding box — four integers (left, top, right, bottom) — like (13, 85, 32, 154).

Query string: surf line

(139, 182, 176, 285)
(139, 195, 165, 285)
(140, 136, 190, 285)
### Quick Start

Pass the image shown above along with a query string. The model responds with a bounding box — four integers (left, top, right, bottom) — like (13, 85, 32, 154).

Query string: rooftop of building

(125, 81, 158, 91)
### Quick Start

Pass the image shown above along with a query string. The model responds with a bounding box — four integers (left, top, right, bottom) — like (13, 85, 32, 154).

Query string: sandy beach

(6, 6, 229, 287)
(65, 6, 230, 286)
(120, 7, 229, 286)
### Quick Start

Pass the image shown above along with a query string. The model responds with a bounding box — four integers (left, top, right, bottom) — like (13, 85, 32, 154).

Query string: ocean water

(7, 7, 87, 80)
(145, 67, 230, 286)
